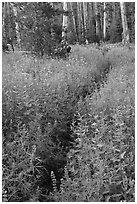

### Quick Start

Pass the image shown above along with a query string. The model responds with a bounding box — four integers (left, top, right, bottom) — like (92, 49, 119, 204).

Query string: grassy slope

(2, 45, 135, 201)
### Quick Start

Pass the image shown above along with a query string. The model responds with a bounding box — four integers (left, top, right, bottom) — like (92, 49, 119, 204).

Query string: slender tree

(81, 2, 86, 43)
(82, 2, 88, 43)
(103, 2, 106, 40)
(120, 2, 130, 45)
(69, 2, 78, 42)
(70, 2, 79, 42)
(2, 2, 16, 51)
(66, 2, 77, 43)
(94, 2, 102, 42)
(110, 2, 123, 43)
(87, 2, 96, 43)
(125, 2, 135, 42)
(11, 3, 21, 48)
(77, 2, 83, 43)
(62, 2, 68, 41)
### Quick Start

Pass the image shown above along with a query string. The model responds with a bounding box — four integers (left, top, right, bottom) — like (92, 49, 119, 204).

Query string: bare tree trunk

(103, 2, 106, 40)
(112, 2, 116, 23)
(62, 2, 68, 41)
(69, 2, 78, 42)
(87, 2, 96, 43)
(83, 2, 88, 43)
(77, 2, 83, 43)
(2, 3, 6, 27)
(71, 2, 79, 42)
(120, 2, 130, 45)
(94, 2, 102, 43)
(81, 2, 86, 43)
(2, 2, 14, 52)
(11, 3, 21, 48)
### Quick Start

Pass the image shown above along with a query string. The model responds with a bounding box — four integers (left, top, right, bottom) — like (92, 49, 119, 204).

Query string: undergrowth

(2, 44, 135, 201)
(50, 46, 135, 202)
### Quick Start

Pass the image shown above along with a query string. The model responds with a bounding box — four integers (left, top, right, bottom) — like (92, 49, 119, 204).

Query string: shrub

(2, 124, 40, 201)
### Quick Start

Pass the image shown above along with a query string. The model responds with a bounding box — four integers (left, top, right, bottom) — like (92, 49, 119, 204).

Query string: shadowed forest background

(2, 2, 135, 202)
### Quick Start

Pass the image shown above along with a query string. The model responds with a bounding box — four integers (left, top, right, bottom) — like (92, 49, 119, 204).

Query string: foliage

(2, 1, 135, 201)
(125, 2, 135, 42)
(2, 3, 17, 44)
(2, 45, 111, 201)
(13, 2, 63, 56)
(50, 46, 135, 202)
(2, 45, 134, 202)
(2, 125, 41, 201)
(2, 2, 135, 52)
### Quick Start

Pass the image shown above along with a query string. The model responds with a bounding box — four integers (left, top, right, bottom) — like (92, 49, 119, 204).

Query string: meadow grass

(51, 45, 135, 202)
(2, 44, 135, 201)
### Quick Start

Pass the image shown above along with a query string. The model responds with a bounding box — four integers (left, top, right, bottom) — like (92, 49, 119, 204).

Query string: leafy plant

(50, 46, 135, 202)
(2, 44, 134, 201)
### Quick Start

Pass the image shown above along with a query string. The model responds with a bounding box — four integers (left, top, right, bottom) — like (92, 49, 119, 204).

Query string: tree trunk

(81, 3, 86, 43)
(103, 2, 106, 40)
(11, 3, 21, 48)
(86, 2, 96, 43)
(83, 2, 88, 43)
(69, 2, 78, 42)
(77, 2, 83, 43)
(120, 2, 130, 45)
(71, 3, 79, 42)
(2, 2, 15, 52)
(94, 2, 102, 43)
(62, 2, 68, 41)
(2, 3, 6, 27)
(112, 2, 116, 20)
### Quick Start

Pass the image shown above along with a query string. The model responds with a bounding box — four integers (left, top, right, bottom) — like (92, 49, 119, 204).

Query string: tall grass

(2, 46, 110, 201)
(2, 45, 135, 201)
(51, 46, 135, 202)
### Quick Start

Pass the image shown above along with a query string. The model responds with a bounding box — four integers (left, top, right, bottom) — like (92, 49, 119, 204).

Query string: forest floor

(2, 43, 135, 202)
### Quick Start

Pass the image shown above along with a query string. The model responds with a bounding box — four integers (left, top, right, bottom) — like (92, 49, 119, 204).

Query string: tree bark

(81, 2, 86, 43)
(120, 2, 130, 45)
(83, 2, 88, 43)
(103, 2, 106, 40)
(11, 3, 21, 47)
(2, 2, 15, 52)
(86, 2, 96, 43)
(94, 2, 102, 42)
(70, 3, 78, 42)
(77, 2, 83, 43)
(62, 2, 68, 41)
(69, 2, 78, 42)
